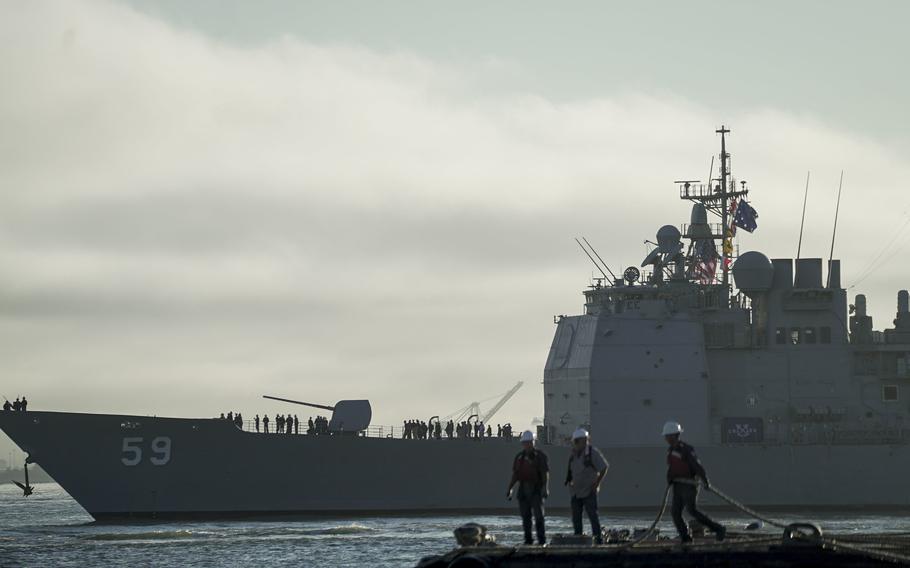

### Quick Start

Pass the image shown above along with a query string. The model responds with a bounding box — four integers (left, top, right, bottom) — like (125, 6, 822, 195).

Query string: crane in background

(443, 381, 523, 424)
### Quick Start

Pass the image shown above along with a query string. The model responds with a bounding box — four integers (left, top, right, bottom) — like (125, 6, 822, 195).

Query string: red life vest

(667, 442, 696, 480)
(514, 450, 545, 484)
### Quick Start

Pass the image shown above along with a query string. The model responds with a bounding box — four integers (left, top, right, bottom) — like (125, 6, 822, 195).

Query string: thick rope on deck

(618, 483, 671, 548)
(707, 483, 910, 564)
(705, 484, 790, 530)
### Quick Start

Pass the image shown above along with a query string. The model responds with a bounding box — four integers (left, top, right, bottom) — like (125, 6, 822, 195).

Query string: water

(3, 483, 910, 567)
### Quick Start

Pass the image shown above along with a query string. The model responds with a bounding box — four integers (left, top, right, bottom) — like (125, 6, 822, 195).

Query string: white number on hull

(150, 436, 172, 465)
(121, 437, 143, 466)
(120, 436, 172, 466)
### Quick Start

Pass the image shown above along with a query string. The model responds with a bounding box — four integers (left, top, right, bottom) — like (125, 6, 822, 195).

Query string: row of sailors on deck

(3, 397, 28, 412)
(220, 411, 333, 435)
(403, 420, 514, 440)
(403, 419, 439, 439)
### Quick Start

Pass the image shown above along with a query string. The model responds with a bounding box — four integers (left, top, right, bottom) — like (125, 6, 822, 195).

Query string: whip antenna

(574, 238, 609, 282)
(707, 155, 714, 188)
(582, 237, 618, 281)
(797, 171, 810, 260)
(827, 170, 844, 288)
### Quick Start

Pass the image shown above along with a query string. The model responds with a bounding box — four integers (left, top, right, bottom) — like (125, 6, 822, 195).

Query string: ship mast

(718, 125, 730, 289)
(678, 126, 749, 292)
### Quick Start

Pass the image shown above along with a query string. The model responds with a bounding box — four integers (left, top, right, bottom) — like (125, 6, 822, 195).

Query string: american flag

(692, 240, 718, 284)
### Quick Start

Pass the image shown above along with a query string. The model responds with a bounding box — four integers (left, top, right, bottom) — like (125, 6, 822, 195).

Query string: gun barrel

(262, 395, 335, 412)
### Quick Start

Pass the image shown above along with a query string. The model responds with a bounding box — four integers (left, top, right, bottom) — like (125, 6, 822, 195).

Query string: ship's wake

(84, 529, 197, 541)
(80, 524, 377, 543)
(299, 524, 376, 536)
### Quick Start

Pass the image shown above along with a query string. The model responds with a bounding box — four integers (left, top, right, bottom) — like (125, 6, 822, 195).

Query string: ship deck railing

(230, 419, 516, 441)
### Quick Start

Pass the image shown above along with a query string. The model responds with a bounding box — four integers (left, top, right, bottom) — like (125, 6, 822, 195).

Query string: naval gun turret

(263, 395, 372, 433)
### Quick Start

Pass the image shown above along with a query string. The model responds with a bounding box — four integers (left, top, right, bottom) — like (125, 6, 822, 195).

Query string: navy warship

(3, 127, 910, 519)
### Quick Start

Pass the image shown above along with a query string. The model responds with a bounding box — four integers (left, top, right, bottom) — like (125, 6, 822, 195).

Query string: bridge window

(883, 385, 899, 402)
(775, 328, 786, 344)
(789, 327, 802, 345)
(820, 326, 832, 344)
(804, 327, 817, 344)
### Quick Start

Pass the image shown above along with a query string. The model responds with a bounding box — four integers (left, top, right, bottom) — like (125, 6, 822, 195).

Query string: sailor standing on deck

(663, 421, 726, 543)
(565, 428, 608, 544)
(506, 430, 549, 545)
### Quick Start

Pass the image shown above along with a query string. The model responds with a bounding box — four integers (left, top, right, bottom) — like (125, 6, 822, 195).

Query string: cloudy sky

(3, 0, 910, 461)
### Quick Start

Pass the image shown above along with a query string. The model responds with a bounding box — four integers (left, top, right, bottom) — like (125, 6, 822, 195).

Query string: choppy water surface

(2, 483, 910, 567)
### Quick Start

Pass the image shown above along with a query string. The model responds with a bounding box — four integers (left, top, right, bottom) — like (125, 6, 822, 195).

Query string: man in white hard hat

(565, 428, 609, 544)
(663, 421, 725, 543)
(507, 430, 549, 545)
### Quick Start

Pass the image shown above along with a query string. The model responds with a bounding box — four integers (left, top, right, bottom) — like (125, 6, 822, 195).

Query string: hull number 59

(121, 437, 172, 466)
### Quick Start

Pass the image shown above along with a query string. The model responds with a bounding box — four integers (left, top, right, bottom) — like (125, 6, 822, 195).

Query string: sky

(3, 0, 910, 461)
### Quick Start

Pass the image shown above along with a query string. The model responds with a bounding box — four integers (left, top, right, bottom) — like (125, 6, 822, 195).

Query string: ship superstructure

(544, 127, 907, 455)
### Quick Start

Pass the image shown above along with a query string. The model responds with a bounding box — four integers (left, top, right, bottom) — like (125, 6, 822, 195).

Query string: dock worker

(263, 414, 270, 433)
(2, 399, 10, 412)
(663, 421, 726, 543)
(20, 397, 27, 412)
(507, 430, 549, 545)
(13, 398, 21, 412)
(255, 414, 260, 432)
(565, 428, 608, 544)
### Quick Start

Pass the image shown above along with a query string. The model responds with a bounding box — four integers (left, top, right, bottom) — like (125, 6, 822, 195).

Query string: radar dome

(732, 251, 774, 291)
(656, 225, 681, 253)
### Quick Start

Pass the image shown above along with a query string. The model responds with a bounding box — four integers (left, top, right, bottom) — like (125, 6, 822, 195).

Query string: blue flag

(733, 201, 758, 232)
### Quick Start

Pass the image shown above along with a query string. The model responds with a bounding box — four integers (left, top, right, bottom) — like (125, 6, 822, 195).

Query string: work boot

(715, 526, 726, 542)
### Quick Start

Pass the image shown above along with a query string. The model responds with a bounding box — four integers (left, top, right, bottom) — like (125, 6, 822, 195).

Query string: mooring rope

(706, 483, 910, 563)
(618, 483, 671, 548)
(704, 484, 790, 530)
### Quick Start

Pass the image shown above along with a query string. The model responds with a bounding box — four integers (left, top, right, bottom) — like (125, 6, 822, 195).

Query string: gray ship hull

(3, 410, 910, 519)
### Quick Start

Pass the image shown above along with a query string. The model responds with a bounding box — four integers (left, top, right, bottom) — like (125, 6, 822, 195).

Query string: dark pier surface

(416, 532, 910, 567)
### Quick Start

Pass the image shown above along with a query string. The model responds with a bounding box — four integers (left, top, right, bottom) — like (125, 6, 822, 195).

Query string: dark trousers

(570, 493, 602, 542)
(671, 482, 723, 540)
(518, 493, 546, 544)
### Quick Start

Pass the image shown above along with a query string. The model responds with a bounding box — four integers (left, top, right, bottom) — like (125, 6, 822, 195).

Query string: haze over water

(3, 483, 910, 567)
